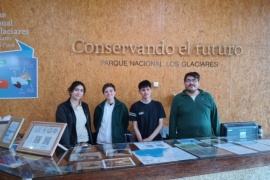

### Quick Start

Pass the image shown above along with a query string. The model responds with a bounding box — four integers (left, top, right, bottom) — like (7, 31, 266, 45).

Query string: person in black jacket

(56, 81, 93, 149)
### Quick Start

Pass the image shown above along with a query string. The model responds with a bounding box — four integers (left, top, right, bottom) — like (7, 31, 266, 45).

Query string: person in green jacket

(94, 83, 129, 144)
(169, 72, 220, 139)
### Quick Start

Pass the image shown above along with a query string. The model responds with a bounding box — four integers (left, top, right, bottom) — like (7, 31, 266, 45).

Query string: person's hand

(142, 137, 152, 142)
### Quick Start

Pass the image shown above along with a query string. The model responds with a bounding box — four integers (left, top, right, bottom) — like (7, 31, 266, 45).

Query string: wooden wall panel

(0, 0, 269, 135)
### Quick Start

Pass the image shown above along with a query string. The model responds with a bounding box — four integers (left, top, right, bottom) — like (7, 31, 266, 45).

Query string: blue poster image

(0, 39, 38, 99)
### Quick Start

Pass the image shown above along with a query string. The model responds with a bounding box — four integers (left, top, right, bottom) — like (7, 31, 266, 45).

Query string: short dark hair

(68, 81, 86, 94)
(102, 83, 116, 93)
(184, 72, 200, 82)
(138, 80, 151, 90)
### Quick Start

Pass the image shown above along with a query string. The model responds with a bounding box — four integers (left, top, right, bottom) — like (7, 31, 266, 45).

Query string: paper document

(256, 139, 270, 146)
(214, 143, 257, 155)
(235, 141, 270, 152)
(133, 147, 197, 165)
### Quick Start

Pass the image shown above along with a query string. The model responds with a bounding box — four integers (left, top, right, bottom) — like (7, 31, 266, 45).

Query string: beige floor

(173, 165, 270, 180)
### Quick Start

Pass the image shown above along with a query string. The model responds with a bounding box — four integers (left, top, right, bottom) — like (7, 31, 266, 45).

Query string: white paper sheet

(256, 139, 270, 146)
(214, 143, 257, 155)
(236, 140, 270, 152)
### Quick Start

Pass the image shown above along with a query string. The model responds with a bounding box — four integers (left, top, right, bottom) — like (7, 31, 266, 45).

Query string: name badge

(139, 112, 144, 115)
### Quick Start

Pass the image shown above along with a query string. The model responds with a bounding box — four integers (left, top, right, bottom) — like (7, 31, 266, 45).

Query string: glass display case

(1, 136, 270, 179)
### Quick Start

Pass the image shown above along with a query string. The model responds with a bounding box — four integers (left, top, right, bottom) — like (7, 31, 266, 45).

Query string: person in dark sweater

(169, 72, 220, 139)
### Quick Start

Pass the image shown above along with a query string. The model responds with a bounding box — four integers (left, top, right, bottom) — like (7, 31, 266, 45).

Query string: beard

(186, 85, 198, 93)
(186, 89, 197, 93)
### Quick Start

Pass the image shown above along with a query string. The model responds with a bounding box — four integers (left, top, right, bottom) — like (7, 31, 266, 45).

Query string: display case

(1, 136, 270, 180)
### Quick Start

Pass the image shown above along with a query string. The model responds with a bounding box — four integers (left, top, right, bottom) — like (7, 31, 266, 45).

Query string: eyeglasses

(185, 79, 198, 83)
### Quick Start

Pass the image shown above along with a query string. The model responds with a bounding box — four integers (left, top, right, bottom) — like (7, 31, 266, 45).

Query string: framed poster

(0, 40, 38, 99)
(0, 117, 24, 149)
(17, 121, 66, 157)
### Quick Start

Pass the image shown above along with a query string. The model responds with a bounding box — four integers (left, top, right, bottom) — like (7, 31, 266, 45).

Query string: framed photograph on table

(17, 121, 66, 157)
(0, 117, 24, 149)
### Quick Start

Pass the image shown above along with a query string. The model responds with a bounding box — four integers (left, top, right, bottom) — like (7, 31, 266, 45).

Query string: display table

(1, 137, 270, 180)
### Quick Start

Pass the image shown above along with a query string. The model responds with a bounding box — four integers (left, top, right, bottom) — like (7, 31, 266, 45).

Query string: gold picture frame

(17, 121, 66, 157)
(0, 117, 24, 149)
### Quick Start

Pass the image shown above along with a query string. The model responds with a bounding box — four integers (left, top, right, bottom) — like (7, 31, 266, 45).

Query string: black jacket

(56, 99, 93, 148)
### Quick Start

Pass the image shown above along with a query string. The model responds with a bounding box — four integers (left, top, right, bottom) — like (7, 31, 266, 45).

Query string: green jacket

(169, 89, 220, 139)
(94, 98, 129, 143)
